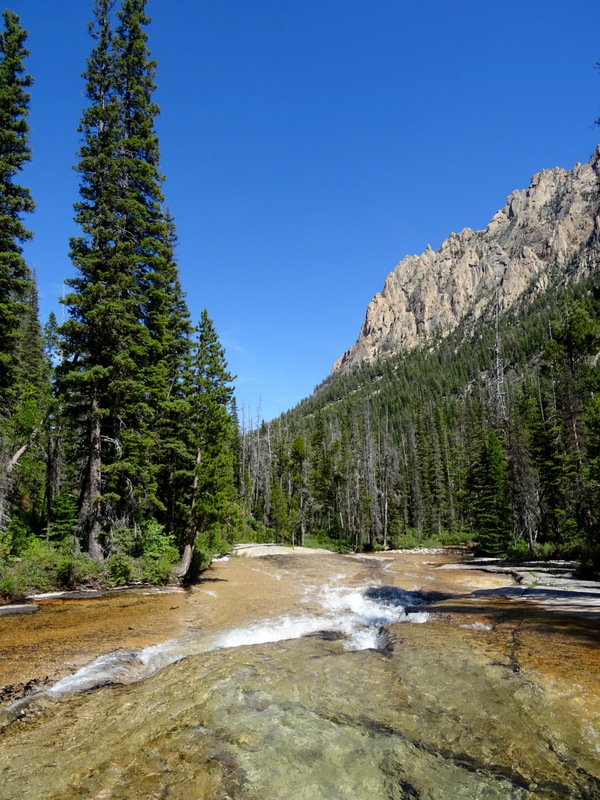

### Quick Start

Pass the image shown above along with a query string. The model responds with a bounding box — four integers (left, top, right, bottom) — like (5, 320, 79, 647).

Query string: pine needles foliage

(0, 2, 241, 595)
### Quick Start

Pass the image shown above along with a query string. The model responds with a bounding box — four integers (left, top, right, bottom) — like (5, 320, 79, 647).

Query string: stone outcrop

(333, 148, 600, 373)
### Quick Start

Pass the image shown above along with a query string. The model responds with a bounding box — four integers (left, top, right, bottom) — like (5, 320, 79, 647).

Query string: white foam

(344, 626, 384, 651)
(460, 622, 493, 631)
(210, 615, 330, 650)
(48, 650, 146, 696)
(43, 581, 430, 698)
(315, 583, 429, 649)
(406, 611, 430, 624)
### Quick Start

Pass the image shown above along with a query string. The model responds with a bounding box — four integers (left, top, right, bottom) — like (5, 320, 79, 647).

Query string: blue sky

(9, 0, 600, 422)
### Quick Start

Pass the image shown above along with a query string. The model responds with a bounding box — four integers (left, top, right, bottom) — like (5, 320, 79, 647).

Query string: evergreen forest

(0, 2, 240, 597)
(240, 274, 600, 575)
(1, 2, 600, 601)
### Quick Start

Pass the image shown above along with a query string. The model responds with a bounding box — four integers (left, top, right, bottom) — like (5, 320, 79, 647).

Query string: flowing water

(1, 550, 599, 799)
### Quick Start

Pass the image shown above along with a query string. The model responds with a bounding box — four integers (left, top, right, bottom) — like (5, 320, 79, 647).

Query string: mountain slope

(240, 151, 600, 568)
(333, 148, 600, 373)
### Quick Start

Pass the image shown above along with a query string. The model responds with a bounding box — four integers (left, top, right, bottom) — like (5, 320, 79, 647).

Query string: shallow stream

(1, 551, 599, 799)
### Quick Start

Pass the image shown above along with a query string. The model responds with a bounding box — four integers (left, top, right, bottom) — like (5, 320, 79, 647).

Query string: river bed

(1, 550, 599, 799)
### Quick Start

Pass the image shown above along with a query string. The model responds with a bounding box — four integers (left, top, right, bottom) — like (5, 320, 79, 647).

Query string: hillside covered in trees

(239, 228, 600, 573)
(234, 144, 600, 572)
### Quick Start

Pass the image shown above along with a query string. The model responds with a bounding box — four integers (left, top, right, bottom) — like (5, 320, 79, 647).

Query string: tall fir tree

(0, 12, 49, 538)
(152, 213, 194, 539)
(7, 294, 49, 539)
(0, 9, 34, 407)
(60, 0, 189, 558)
(173, 311, 238, 578)
(0, 273, 49, 540)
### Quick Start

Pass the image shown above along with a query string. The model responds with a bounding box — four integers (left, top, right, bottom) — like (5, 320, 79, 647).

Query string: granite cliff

(333, 148, 600, 373)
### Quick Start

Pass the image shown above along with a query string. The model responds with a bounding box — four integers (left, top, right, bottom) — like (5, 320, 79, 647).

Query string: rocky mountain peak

(333, 148, 600, 374)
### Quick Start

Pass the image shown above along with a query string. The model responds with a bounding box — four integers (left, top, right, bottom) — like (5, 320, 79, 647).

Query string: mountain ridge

(333, 148, 600, 373)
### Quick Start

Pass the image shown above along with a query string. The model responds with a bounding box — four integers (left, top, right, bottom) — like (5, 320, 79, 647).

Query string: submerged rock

(0, 604, 38, 616)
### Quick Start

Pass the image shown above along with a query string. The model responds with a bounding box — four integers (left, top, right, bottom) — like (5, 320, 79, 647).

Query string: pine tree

(0, 13, 49, 538)
(0, 9, 34, 406)
(469, 428, 511, 556)
(60, 0, 185, 558)
(308, 412, 330, 539)
(42, 311, 74, 542)
(269, 476, 289, 542)
(0, 274, 49, 539)
(542, 303, 599, 543)
(151, 213, 193, 539)
(59, 0, 120, 558)
(290, 434, 308, 545)
(173, 311, 238, 578)
(506, 394, 540, 554)
(15, 269, 47, 395)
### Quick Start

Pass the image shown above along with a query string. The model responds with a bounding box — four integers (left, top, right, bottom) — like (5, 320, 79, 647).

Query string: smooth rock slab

(0, 604, 38, 616)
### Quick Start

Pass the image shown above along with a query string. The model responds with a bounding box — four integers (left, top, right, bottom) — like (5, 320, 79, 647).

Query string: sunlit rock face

(333, 148, 600, 373)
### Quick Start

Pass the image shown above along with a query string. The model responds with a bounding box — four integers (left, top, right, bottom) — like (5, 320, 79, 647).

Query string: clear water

(1, 551, 599, 799)
(40, 580, 428, 696)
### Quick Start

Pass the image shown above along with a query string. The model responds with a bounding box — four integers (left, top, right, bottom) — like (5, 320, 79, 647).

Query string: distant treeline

(240, 271, 600, 575)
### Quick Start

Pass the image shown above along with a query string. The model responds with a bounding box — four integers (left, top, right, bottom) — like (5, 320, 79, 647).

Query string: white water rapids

(46, 580, 430, 697)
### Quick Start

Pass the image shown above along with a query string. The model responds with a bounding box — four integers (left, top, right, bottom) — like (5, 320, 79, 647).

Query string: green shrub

(139, 520, 177, 559)
(0, 528, 182, 595)
(5, 518, 34, 555)
(0, 571, 28, 602)
(303, 531, 345, 552)
(12, 539, 60, 591)
(236, 517, 275, 544)
(207, 526, 233, 556)
(0, 538, 64, 599)
(141, 554, 177, 584)
(55, 551, 103, 588)
(507, 538, 530, 560)
(137, 522, 179, 584)
(387, 527, 477, 551)
(437, 529, 476, 546)
(536, 541, 558, 560)
(0, 528, 11, 566)
(388, 530, 427, 550)
(105, 553, 140, 586)
(107, 525, 137, 556)
(190, 546, 212, 576)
